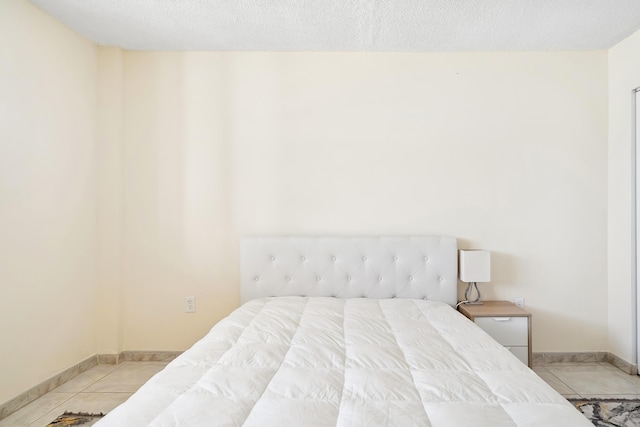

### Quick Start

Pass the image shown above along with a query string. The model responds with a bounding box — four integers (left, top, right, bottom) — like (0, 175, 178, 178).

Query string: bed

(96, 236, 589, 426)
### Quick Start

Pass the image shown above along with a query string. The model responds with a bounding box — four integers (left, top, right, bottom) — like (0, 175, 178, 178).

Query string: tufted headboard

(240, 236, 458, 306)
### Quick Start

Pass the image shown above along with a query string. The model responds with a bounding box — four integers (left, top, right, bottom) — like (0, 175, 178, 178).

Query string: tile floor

(0, 362, 167, 427)
(1, 361, 640, 426)
(533, 361, 640, 399)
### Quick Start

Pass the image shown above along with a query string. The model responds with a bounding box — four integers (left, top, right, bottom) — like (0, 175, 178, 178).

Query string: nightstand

(458, 301, 532, 368)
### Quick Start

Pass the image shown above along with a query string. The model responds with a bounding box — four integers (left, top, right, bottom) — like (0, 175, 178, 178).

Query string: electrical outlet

(185, 296, 196, 313)
(514, 297, 524, 308)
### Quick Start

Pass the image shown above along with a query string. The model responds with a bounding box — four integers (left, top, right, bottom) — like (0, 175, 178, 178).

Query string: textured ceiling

(29, 0, 640, 51)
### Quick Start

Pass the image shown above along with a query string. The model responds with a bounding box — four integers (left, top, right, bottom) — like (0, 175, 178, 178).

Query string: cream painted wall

(0, 0, 97, 404)
(121, 53, 237, 350)
(608, 28, 640, 363)
(120, 51, 608, 353)
(96, 47, 124, 355)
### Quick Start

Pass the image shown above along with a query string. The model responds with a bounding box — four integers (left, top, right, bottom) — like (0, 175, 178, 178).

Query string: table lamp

(459, 249, 491, 305)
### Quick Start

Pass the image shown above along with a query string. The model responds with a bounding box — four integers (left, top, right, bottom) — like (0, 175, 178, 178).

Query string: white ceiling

(29, 0, 640, 51)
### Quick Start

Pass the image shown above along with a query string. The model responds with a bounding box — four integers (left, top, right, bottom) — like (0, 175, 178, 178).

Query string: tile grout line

(77, 364, 125, 395)
(52, 366, 123, 395)
(598, 363, 640, 389)
(44, 366, 112, 423)
(0, 391, 78, 427)
(37, 392, 79, 426)
(1, 362, 171, 427)
(25, 365, 128, 427)
(1, 352, 181, 422)
(542, 363, 640, 398)
(537, 365, 580, 397)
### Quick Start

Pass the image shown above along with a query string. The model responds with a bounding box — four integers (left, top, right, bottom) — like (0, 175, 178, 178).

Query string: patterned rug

(46, 411, 105, 426)
(569, 398, 640, 426)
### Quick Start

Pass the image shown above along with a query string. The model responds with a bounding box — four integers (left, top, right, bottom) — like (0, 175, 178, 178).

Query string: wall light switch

(514, 297, 524, 308)
(185, 296, 196, 313)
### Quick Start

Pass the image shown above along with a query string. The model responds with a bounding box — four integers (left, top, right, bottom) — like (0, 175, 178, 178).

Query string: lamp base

(464, 282, 482, 304)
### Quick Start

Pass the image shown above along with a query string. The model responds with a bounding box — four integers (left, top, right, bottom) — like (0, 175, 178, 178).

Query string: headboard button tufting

(240, 236, 457, 306)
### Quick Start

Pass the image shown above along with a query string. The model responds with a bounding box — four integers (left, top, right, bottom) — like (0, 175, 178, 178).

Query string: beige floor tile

(547, 366, 640, 395)
(53, 365, 120, 393)
(120, 361, 169, 368)
(0, 392, 74, 427)
(533, 368, 576, 395)
(541, 362, 602, 367)
(598, 362, 624, 370)
(620, 374, 640, 386)
(546, 364, 610, 372)
(28, 393, 132, 427)
(599, 364, 640, 384)
(543, 378, 575, 395)
(83, 364, 166, 393)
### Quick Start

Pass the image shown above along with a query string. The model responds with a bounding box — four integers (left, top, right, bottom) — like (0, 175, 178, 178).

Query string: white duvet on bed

(96, 297, 589, 426)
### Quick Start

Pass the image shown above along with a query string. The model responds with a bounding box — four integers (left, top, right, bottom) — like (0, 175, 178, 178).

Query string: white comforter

(97, 297, 589, 426)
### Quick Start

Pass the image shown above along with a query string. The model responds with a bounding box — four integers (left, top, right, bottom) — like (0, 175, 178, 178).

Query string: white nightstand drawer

(474, 316, 528, 346)
(506, 346, 529, 365)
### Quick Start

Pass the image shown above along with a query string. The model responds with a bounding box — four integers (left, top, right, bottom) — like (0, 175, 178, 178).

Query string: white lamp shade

(459, 250, 491, 283)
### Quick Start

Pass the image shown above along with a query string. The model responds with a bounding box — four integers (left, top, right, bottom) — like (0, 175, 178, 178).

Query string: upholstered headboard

(240, 236, 458, 306)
